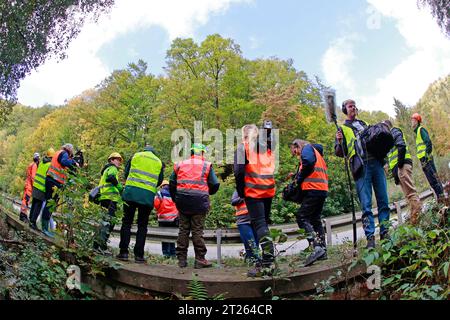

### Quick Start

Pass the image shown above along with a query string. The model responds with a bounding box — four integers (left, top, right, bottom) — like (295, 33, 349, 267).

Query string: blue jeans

(237, 223, 259, 261)
(159, 220, 178, 257)
(355, 159, 390, 238)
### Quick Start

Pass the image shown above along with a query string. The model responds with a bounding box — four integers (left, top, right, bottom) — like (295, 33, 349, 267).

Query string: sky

(17, 0, 450, 116)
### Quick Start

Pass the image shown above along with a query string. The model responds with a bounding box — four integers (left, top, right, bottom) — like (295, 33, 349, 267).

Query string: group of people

(336, 100, 446, 249)
(17, 98, 446, 277)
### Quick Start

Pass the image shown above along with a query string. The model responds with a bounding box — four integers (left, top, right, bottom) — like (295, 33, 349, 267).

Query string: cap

(46, 148, 55, 157)
(191, 143, 207, 153)
(108, 152, 123, 161)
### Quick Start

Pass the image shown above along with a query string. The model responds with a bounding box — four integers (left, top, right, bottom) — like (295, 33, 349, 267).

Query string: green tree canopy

(0, 0, 114, 119)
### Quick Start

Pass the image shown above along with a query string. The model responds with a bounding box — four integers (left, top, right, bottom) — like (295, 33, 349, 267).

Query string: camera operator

(42, 143, 79, 237)
(234, 123, 276, 277)
(335, 99, 390, 249)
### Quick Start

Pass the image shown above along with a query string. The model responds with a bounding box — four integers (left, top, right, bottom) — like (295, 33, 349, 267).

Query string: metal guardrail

(0, 188, 438, 264)
(1, 188, 436, 245)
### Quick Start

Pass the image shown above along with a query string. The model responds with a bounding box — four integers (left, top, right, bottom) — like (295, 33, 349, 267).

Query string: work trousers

(397, 164, 422, 224)
(119, 201, 152, 258)
(94, 200, 118, 250)
(421, 159, 444, 198)
(296, 194, 327, 248)
(176, 213, 206, 261)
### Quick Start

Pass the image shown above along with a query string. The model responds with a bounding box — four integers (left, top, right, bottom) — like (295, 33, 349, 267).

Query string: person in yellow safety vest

(29, 148, 55, 230)
(154, 180, 179, 258)
(335, 99, 390, 249)
(19, 152, 40, 222)
(116, 145, 164, 264)
(230, 190, 259, 262)
(384, 120, 422, 225)
(93, 152, 124, 255)
(42, 143, 80, 238)
(411, 113, 445, 203)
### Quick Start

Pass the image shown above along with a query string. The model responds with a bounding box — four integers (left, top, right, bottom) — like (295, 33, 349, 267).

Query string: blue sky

(17, 0, 450, 116)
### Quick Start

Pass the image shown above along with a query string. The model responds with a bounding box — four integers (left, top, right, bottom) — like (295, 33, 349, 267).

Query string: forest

(0, 34, 449, 228)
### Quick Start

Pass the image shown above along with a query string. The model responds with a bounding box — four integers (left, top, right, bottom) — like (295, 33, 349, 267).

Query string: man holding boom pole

(334, 99, 390, 249)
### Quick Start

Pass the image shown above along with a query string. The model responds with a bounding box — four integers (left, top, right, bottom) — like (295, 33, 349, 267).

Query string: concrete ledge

(1, 203, 365, 299)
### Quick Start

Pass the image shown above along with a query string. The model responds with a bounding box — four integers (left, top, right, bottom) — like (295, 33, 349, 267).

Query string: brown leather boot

(194, 258, 212, 269)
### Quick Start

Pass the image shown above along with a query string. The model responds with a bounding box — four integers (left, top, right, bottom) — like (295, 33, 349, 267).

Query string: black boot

(366, 236, 376, 249)
(19, 212, 29, 223)
(304, 246, 327, 267)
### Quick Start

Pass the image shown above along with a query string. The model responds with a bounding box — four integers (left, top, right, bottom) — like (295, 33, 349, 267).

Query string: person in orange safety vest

(19, 152, 40, 222)
(289, 139, 328, 267)
(154, 180, 179, 258)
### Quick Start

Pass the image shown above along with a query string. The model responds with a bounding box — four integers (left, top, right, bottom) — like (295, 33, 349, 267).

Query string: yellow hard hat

(108, 152, 123, 161)
(161, 180, 169, 187)
(46, 148, 56, 157)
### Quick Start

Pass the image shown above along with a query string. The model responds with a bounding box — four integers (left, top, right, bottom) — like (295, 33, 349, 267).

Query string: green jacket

(122, 147, 164, 207)
(98, 163, 123, 202)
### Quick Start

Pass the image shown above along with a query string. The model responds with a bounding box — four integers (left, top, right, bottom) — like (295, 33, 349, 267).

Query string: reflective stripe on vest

(174, 155, 211, 195)
(33, 162, 51, 193)
(387, 128, 412, 170)
(155, 191, 179, 222)
(415, 126, 427, 160)
(244, 144, 276, 198)
(98, 165, 121, 202)
(47, 150, 68, 184)
(125, 151, 162, 194)
(300, 147, 329, 191)
(234, 201, 248, 216)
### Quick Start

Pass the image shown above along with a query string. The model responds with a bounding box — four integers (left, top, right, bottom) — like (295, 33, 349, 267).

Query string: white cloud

(17, 0, 251, 107)
(321, 33, 364, 99)
(249, 36, 261, 49)
(321, 0, 450, 116)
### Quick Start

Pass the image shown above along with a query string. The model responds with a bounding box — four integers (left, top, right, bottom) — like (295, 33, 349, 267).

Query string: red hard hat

(411, 113, 422, 123)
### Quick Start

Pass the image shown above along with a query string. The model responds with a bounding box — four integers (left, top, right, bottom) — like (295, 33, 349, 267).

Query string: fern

(188, 273, 209, 300)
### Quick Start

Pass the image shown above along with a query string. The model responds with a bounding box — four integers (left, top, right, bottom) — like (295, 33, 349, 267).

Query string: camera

(73, 149, 84, 168)
(261, 120, 274, 151)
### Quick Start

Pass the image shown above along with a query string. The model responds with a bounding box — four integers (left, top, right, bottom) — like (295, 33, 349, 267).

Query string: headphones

(342, 99, 357, 115)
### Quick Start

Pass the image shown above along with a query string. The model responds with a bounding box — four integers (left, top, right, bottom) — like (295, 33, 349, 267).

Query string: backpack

(359, 122, 394, 160)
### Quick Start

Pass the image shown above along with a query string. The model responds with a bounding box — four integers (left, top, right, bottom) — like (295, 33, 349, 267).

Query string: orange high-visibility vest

(244, 143, 276, 198)
(154, 191, 179, 222)
(234, 201, 248, 216)
(174, 155, 211, 195)
(24, 162, 37, 194)
(300, 147, 329, 192)
(47, 150, 69, 185)
(20, 162, 37, 214)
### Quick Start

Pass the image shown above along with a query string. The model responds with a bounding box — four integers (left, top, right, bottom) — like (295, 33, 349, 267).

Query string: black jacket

(391, 127, 413, 169)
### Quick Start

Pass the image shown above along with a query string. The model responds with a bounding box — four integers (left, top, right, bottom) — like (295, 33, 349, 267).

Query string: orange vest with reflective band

(244, 143, 276, 198)
(154, 191, 179, 222)
(300, 147, 328, 192)
(47, 150, 69, 184)
(234, 201, 248, 216)
(24, 162, 37, 194)
(174, 155, 211, 195)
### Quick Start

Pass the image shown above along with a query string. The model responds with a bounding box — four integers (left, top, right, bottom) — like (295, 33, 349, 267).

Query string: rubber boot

(41, 219, 54, 238)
